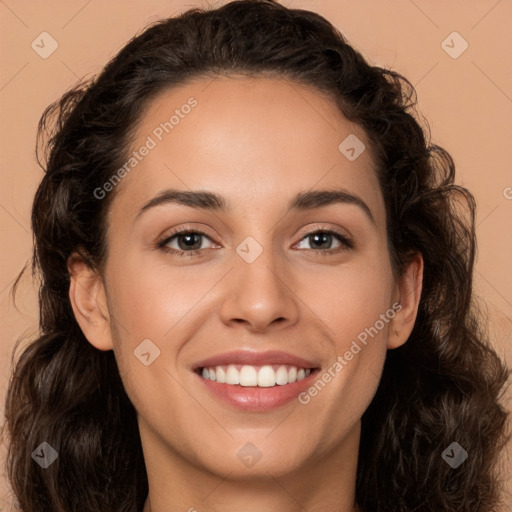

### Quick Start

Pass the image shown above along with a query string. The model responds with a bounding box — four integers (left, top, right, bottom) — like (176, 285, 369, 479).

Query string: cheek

(299, 255, 394, 406)
(307, 257, 395, 345)
(296, 272, 393, 445)
(107, 254, 211, 339)
(103, 254, 226, 392)
(104, 261, 193, 424)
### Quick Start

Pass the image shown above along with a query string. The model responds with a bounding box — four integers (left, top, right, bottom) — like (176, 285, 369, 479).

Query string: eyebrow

(136, 188, 375, 224)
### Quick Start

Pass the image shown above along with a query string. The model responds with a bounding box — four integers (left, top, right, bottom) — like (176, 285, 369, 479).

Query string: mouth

(193, 364, 321, 412)
(194, 364, 318, 388)
(191, 350, 321, 411)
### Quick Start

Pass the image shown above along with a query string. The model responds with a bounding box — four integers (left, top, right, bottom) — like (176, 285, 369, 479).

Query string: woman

(2, 0, 510, 510)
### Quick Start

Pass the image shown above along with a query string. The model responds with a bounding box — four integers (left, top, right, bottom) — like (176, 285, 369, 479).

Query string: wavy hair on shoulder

(2, 1, 510, 511)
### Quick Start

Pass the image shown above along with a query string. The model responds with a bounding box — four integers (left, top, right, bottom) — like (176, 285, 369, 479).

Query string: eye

(157, 227, 353, 258)
(157, 229, 217, 257)
(295, 229, 353, 254)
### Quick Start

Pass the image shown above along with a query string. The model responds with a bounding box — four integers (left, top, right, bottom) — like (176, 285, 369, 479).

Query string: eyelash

(156, 227, 354, 258)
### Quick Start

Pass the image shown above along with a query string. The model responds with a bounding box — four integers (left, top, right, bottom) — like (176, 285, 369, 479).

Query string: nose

(219, 244, 300, 333)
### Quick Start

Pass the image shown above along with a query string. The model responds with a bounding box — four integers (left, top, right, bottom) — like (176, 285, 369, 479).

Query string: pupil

(180, 233, 200, 250)
(312, 233, 330, 249)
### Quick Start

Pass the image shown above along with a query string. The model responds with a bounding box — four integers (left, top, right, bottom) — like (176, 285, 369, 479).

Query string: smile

(197, 364, 312, 387)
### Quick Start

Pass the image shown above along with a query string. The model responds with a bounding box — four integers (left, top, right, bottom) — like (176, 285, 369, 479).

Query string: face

(70, 75, 421, 486)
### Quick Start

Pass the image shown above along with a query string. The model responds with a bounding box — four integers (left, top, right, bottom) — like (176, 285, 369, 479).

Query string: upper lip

(192, 350, 320, 371)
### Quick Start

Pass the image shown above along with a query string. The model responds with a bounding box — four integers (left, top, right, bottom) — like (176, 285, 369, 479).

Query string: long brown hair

(2, 1, 510, 510)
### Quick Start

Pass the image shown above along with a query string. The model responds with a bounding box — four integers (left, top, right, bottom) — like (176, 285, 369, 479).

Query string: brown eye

(158, 230, 215, 257)
(295, 229, 353, 253)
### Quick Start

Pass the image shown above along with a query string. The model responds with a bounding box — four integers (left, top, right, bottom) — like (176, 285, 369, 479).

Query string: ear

(67, 252, 114, 351)
(387, 252, 423, 350)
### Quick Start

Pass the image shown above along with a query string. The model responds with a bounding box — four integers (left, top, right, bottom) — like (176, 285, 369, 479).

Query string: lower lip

(194, 369, 319, 412)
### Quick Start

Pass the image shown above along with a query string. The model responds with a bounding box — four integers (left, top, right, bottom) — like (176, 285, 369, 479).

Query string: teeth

(257, 366, 276, 387)
(276, 365, 289, 385)
(226, 365, 240, 385)
(200, 364, 312, 387)
(239, 365, 257, 386)
(216, 366, 226, 383)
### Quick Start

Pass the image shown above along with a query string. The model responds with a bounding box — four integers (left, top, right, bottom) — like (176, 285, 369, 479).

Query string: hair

(2, 0, 510, 511)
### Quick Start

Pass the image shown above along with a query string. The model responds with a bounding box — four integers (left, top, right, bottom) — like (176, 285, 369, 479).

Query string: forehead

(108, 75, 385, 229)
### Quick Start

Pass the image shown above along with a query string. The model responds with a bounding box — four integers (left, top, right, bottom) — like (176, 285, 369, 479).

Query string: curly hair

(2, 0, 510, 511)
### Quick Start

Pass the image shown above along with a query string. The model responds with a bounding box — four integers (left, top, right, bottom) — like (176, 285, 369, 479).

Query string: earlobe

(387, 253, 424, 350)
(67, 253, 114, 351)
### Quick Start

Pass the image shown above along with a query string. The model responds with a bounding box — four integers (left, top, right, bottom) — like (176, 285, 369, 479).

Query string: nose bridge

(219, 232, 299, 330)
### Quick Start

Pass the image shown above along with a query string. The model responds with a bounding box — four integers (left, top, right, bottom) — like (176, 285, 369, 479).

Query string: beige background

(1, 0, 511, 510)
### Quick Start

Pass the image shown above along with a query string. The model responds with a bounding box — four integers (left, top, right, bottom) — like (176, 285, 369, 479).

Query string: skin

(68, 76, 423, 512)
